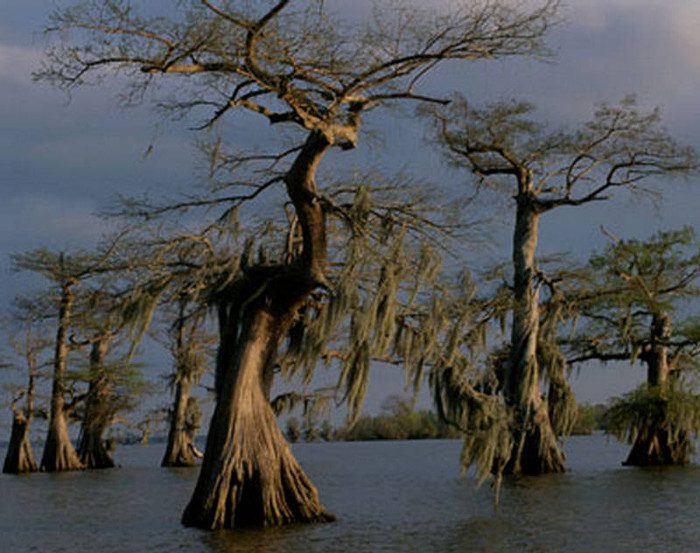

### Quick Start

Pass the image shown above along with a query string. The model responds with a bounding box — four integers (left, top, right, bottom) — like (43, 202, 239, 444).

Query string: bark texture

(3, 414, 38, 474)
(623, 313, 690, 466)
(41, 280, 84, 472)
(78, 336, 116, 469)
(162, 379, 200, 467)
(162, 305, 204, 467)
(182, 290, 333, 528)
(182, 132, 334, 529)
(3, 330, 39, 474)
(503, 194, 565, 475)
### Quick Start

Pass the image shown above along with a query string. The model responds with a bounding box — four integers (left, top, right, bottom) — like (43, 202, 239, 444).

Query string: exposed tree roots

(182, 307, 333, 529)
(41, 419, 83, 472)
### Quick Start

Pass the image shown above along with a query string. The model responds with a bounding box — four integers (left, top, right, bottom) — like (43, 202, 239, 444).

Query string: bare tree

(38, 0, 559, 528)
(428, 95, 696, 476)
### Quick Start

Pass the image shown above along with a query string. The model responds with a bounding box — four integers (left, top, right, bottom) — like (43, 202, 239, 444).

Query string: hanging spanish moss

(539, 294, 578, 438)
(565, 228, 700, 466)
(604, 384, 700, 466)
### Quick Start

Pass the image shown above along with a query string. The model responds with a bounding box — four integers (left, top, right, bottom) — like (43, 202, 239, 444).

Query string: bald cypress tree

(428, 96, 696, 476)
(2, 304, 50, 474)
(39, 0, 559, 528)
(11, 251, 89, 472)
(567, 228, 700, 466)
(11, 234, 138, 472)
(161, 299, 210, 468)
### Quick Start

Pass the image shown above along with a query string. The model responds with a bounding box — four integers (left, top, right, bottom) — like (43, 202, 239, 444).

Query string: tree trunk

(182, 300, 334, 529)
(3, 413, 38, 474)
(182, 131, 334, 529)
(78, 336, 115, 469)
(162, 375, 199, 467)
(163, 304, 203, 467)
(623, 313, 690, 466)
(503, 195, 565, 475)
(41, 281, 84, 472)
(4, 329, 39, 474)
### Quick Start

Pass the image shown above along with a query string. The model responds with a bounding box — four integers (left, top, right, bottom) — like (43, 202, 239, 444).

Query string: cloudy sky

(1, 1, 699, 416)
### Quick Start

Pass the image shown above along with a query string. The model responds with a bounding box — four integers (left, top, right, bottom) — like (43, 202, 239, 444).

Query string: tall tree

(567, 228, 700, 465)
(11, 251, 87, 472)
(39, 0, 558, 528)
(76, 332, 117, 469)
(12, 238, 132, 471)
(72, 284, 152, 469)
(428, 96, 696, 476)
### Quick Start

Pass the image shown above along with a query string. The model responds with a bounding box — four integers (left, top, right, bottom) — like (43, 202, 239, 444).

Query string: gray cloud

(0, 1, 698, 406)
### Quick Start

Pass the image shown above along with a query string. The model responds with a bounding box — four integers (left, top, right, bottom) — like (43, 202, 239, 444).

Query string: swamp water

(1, 435, 699, 552)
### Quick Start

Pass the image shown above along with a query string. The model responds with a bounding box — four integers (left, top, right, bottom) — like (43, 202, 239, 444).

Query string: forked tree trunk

(78, 336, 115, 469)
(503, 195, 565, 475)
(182, 131, 334, 529)
(624, 313, 690, 466)
(3, 330, 39, 474)
(41, 280, 84, 472)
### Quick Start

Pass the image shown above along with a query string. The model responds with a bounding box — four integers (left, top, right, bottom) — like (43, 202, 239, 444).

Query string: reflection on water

(1, 436, 698, 552)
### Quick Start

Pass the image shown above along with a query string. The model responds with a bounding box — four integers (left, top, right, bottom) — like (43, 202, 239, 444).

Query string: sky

(1, 0, 699, 426)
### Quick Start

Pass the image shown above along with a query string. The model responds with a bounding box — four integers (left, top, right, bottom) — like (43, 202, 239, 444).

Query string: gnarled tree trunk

(182, 293, 333, 528)
(3, 331, 39, 474)
(78, 336, 116, 469)
(41, 280, 83, 472)
(503, 194, 565, 475)
(182, 131, 334, 529)
(624, 313, 690, 466)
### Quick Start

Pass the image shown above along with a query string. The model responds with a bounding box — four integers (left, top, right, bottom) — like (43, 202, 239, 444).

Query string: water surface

(1, 436, 698, 552)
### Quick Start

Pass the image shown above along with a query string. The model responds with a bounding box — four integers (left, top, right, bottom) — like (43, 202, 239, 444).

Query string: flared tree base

(623, 430, 690, 467)
(161, 435, 201, 468)
(182, 430, 335, 529)
(41, 427, 84, 472)
(503, 405, 567, 476)
(3, 417, 38, 474)
(79, 436, 115, 470)
(181, 338, 334, 528)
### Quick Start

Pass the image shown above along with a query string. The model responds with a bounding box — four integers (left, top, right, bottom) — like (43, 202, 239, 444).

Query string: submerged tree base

(605, 386, 700, 468)
(182, 305, 334, 530)
(78, 433, 115, 470)
(181, 409, 335, 529)
(502, 401, 567, 476)
(503, 427, 566, 476)
(161, 435, 201, 468)
(622, 430, 691, 467)
(41, 425, 84, 472)
(3, 416, 38, 474)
